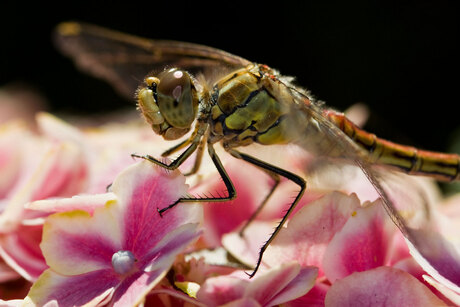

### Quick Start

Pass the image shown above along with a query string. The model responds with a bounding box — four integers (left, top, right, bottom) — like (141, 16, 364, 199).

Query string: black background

(1, 1, 458, 152)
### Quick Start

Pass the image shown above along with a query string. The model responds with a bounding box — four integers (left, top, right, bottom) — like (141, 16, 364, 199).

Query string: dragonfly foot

(131, 153, 153, 160)
(157, 199, 181, 217)
(156, 207, 164, 218)
(244, 270, 256, 279)
(130, 153, 141, 160)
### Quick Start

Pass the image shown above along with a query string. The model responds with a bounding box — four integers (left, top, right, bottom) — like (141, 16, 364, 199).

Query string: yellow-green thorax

(208, 64, 301, 148)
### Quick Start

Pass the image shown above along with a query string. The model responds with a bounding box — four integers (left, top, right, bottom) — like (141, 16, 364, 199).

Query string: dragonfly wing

(54, 22, 251, 99)
(281, 83, 421, 229)
(371, 168, 460, 292)
(286, 85, 460, 290)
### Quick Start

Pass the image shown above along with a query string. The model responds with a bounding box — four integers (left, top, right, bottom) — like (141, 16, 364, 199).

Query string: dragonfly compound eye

(137, 69, 198, 140)
(157, 68, 198, 129)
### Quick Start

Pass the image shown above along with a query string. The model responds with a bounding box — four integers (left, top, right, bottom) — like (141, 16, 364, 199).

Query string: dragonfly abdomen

(326, 110, 460, 181)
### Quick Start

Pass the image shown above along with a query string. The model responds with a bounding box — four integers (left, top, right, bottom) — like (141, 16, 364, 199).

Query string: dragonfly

(54, 22, 460, 278)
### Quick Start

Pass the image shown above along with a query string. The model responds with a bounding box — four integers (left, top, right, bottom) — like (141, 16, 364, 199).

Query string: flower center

(111, 250, 137, 275)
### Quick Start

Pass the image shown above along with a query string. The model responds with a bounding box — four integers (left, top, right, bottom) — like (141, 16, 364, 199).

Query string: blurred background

(0, 0, 458, 153)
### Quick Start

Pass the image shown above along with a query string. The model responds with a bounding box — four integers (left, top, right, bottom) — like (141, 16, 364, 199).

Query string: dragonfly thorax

(208, 64, 305, 148)
(137, 68, 199, 140)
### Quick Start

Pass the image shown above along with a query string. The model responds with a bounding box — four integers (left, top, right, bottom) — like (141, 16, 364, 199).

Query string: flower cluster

(0, 94, 459, 306)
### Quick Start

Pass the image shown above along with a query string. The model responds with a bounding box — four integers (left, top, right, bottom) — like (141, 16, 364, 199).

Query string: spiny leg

(238, 170, 280, 236)
(183, 135, 206, 176)
(161, 138, 191, 157)
(132, 139, 198, 171)
(160, 128, 208, 176)
(228, 149, 306, 278)
(162, 134, 207, 177)
(157, 137, 204, 176)
(156, 143, 236, 216)
(132, 122, 206, 171)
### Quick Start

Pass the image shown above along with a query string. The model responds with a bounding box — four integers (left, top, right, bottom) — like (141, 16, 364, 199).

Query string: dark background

(1, 1, 458, 152)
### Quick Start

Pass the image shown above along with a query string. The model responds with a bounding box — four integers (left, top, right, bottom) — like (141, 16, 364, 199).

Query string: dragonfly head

(137, 68, 199, 140)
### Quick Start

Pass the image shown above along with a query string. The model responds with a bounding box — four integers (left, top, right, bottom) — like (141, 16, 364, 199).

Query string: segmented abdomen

(326, 110, 460, 182)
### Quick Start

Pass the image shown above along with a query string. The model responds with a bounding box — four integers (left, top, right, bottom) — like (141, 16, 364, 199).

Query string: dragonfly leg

(158, 135, 207, 176)
(161, 124, 209, 176)
(161, 138, 191, 157)
(133, 122, 207, 170)
(238, 171, 280, 236)
(183, 137, 206, 176)
(132, 140, 199, 171)
(156, 143, 236, 216)
(227, 149, 306, 278)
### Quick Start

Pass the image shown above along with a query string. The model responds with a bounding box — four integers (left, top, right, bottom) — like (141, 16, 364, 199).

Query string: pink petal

(111, 269, 172, 307)
(440, 193, 460, 213)
(0, 260, 20, 282)
(394, 258, 455, 305)
(323, 199, 393, 282)
(112, 161, 201, 257)
(264, 192, 361, 276)
(266, 266, 318, 306)
(0, 224, 47, 281)
(0, 129, 87, 281)
(142, 223, 202, 272)
(0, 299, 23, 307)
(307, 162, 380, 204)
(424, 275, 460, 306)
(246, 262, 301, 304)
(395, 180, 460, 294)
(35, 112, 84, 144)
(32, 160, 203, 306)
(147, 287, 208, 307)
(24, 268, 117, 307)
(30, 143, 87, 201)
(284, 282, 329, 307)
(221, 298, 261, 307)
(0, 123, 24, 199)
(344, 103, 369, 127)
(197, 262, 316, 306)
(385, 230, 411, 265)
(38, 161, 193, 276)
(324, 266, 447, 307)
(406, 228, 460, 295)
(85, 153, 137, 194)
(222, 221, 275, 268)
(197, 274, 247, 306)
(40, 207, 122, 276)
(0, 139, 87, 232)
(26, 193, 116, 215)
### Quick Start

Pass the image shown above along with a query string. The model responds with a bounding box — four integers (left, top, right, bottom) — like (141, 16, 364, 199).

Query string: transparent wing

(285, 84, 460, 290)
(54, 22, 251, 99)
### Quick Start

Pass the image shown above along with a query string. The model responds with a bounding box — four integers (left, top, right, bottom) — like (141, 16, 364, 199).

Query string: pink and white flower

(0, 116, 87, 282)
(0, 95, 458, 306)
(24, 161, 203, 306)
(196, 262, 317, 307)
(223, 189, 458, 305)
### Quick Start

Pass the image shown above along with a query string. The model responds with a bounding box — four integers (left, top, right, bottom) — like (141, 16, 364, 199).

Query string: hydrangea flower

(0, 93, 459, 306)
(196, 262, 317, 307)
(0, 117, 87, 281)
(24, 161, 203, 306)
(222, 190, 458, 305)
(0, 109, 169, 283)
